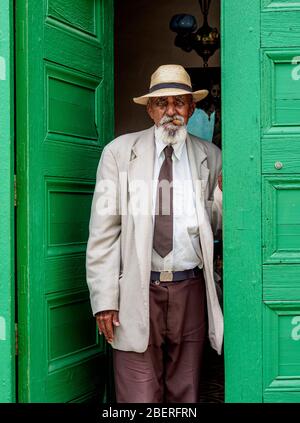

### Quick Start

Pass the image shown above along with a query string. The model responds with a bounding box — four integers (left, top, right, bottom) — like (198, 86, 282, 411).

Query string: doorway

(114, 0, 223, 403)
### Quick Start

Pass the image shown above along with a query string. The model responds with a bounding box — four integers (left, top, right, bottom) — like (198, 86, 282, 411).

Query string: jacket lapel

(186, 134, 210, 227)
(186, 133, 210, 196)
(186, 134, 214, 263)
(128, 126, 155, 285)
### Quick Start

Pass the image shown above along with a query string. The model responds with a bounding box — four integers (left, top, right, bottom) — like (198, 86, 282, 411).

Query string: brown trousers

(113, 271, 207, 403)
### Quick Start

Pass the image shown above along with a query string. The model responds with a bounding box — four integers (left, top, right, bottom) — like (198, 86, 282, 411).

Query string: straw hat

(133, 64, 208, 105)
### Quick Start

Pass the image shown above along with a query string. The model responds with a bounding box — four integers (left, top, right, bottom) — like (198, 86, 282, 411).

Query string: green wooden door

(15, 0, 114, 402)
(261, 0, 300, 403)
(223, 0, 300, 403)
(0, 0, 16, 403)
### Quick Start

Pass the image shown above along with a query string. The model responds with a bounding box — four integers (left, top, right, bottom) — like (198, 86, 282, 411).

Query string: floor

(199, 342, 224, 403)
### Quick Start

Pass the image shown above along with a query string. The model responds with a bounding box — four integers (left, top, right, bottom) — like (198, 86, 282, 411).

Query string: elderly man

(86, 64, 223, 403)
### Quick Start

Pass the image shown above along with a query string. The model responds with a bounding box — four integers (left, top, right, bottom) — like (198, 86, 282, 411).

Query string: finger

(96, 316, 105, 336)
(95, 315, 101, 333)
(98, 313, 110, 342)
(112, 312, 120, 327)
(98, 314, 110, 341)
(103, 315, 114, 342)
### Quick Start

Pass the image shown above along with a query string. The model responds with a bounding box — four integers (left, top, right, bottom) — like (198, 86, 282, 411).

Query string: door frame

(222, 0, 263, 402)
(0, 0, 16, 403)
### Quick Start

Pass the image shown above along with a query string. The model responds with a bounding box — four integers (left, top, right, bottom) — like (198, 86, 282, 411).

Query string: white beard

(155, 123, 187, 145)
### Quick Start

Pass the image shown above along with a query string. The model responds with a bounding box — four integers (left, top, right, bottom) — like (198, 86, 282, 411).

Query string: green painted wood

(0, 0, 16, 403)
(16, 0, 114, 402)
(264, 391, 300, 403)
(263, 301, 300, 401)
(263, 176, 300, 264)
(224, 0, 300, 403)
(263, 265, 300, 300)
(222, 0, 263, 402)
(262, 10, 300, 47)
(262, 138, 300, 173)
(261, 1, 300, 403)
(261, 50, 300, 136)
(262, 0, 300, 11)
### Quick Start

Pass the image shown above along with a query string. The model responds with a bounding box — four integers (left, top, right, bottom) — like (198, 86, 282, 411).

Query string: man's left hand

(218, 173, 222, 191)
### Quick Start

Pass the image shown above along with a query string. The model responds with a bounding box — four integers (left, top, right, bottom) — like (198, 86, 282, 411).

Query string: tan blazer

(86, 126, 223, 354)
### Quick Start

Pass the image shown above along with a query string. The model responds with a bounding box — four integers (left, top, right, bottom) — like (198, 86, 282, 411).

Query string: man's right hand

(95, 310, 120, 343)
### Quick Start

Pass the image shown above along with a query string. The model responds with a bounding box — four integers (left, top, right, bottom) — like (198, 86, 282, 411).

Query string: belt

(150, 267, 202, 283)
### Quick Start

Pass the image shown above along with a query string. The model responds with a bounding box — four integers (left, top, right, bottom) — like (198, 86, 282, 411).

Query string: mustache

(159, 115, 185, 126)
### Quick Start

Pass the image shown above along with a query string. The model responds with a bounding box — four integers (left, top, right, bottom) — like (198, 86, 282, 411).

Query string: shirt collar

(154, 126, 186, 161)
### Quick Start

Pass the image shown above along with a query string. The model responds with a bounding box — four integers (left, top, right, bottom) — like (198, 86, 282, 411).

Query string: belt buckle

(160, 271, 173, 282)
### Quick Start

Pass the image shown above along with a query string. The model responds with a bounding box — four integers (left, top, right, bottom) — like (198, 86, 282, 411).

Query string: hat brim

(133, 88, 209, 105)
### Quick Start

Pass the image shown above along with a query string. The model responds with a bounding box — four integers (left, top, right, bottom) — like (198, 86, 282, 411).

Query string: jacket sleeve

(211, 147, 222, 236)
(86, 146, 121, 316)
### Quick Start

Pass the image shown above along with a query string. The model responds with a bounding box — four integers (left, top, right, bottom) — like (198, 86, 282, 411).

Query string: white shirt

(151, 129, 203, 271)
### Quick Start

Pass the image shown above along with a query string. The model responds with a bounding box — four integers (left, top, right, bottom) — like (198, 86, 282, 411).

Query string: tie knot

(164, 145, 173, 159)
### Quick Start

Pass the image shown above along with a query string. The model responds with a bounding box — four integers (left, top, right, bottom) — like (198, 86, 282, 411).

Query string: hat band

(149, 82, 192, 93)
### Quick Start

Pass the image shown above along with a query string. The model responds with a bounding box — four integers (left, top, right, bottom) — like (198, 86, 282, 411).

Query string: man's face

(147, 95, 195, 126)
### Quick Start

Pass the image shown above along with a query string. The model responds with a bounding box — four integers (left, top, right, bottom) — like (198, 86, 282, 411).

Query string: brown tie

(153, 145, 173, 258)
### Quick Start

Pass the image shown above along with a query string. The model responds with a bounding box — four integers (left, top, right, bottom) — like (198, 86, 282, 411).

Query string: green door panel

(262, 1, 300, 48)
(263, 266, 300, 300)
(262, 138, 300, 173)
(261, 2, 300, 403)
(263, 177, 300, 262)
(0, 0, 16, 403)
(263, 302, 300, 403)
(262, 50, 300, 136)
(224, 0, 300, 403)
(16, 0, 114, 403)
